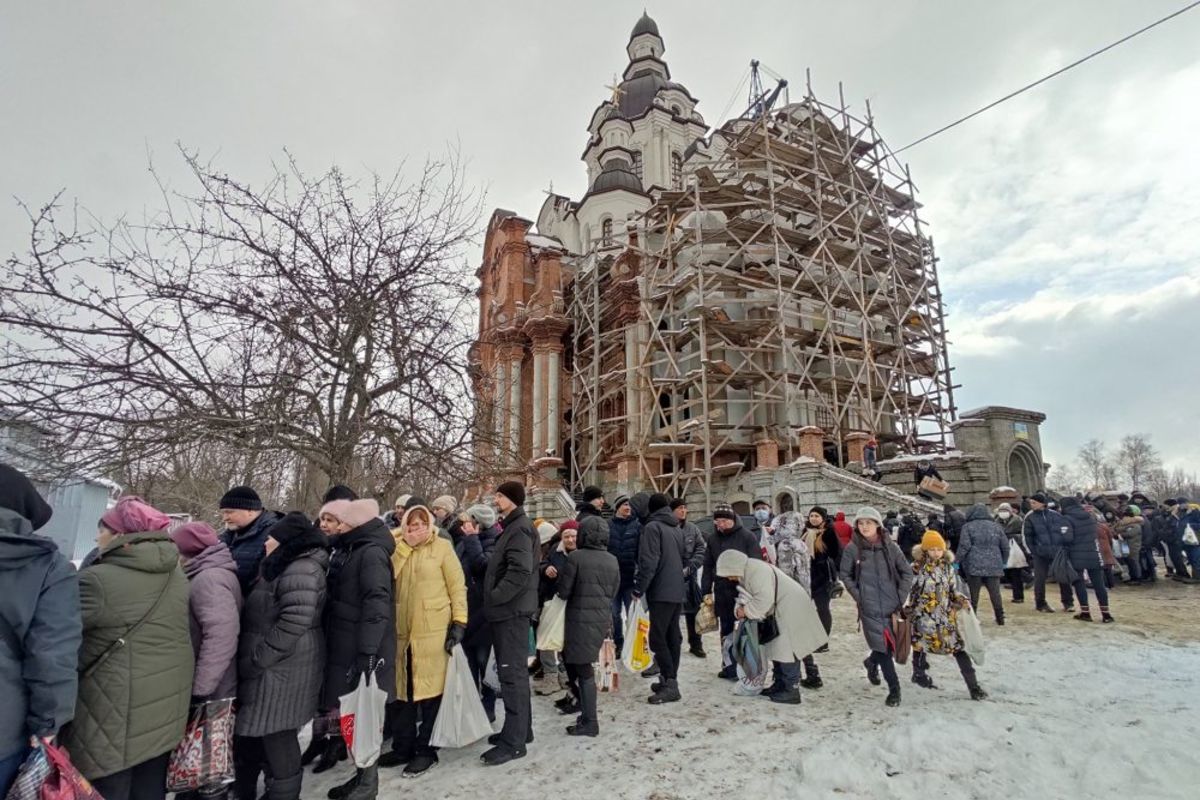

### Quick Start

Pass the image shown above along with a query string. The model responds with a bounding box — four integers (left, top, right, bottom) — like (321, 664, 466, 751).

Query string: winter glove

(444, 622, 466, 653)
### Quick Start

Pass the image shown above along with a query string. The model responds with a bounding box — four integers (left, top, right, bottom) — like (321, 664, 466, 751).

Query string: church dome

(630, 12, 660, 40)
(591, 156, 643, 194)
(618, 68, 669, 118)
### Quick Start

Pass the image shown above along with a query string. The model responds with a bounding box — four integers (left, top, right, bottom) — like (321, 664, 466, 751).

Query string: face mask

(998, 511, 1011, 520)
(754, 509, 770, 523)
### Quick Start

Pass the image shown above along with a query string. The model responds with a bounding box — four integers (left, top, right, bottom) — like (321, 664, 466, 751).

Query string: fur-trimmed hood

(910, 544, 955, 565)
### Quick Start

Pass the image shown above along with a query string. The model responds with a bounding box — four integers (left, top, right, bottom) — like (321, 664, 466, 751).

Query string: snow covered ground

(308, 586, 1200, 799)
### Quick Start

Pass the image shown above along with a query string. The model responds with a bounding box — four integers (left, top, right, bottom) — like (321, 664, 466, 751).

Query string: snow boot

(327, 771, 362, 800)
(300, 735, 324, 767)
(401, 755, 437, 779)
(969, 686, 989, 701)
(769, 687, 802, 705)
(689, 643, 707, 658)
(345, 766, 380, 798)
(800, 675, 824, 690)
(555, 693, 580, 714)
(313, 737, 346, 774)
(911, 652, 936, 689)
(648, 678, 681, 704)
(717, 664, 738, 681)
(759, 681, 785, 697)
(1101, 608, 1115, 623)
(885, 689, 902, 707)
(863, 657, 881, 686)
(480, 744, 527, 766)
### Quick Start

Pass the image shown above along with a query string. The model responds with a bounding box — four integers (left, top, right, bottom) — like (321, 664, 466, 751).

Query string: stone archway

(1007, 444, 1042, 496)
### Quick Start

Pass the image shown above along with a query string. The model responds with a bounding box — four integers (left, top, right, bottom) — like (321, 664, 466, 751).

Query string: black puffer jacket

(236, 531, 328, 737)
(323, 518, 396, 707)
(702, 521, 762, 606)
(635, 508, 688, 603)
(806, 525, 842, 598)
(1023, 508, 1072, 559)
(1060, 499, 1101, 570)
(957, 504, 1010, 578)
(453, 521, 499, 647)
(607, 515, 641, 589)
(484, 508, 539, 622)
(558, 517, 619, 664)
(221, 510, 283, 594)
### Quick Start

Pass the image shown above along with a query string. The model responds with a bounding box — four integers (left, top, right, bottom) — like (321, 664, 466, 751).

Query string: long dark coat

(557, 517, 619, 665)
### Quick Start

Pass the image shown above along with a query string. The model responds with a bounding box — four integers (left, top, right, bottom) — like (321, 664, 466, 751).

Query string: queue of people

(7, 456, 1197, 800)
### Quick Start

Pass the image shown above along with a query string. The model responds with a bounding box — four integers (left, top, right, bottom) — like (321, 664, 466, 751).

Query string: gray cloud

(2, 1, 1197, 472)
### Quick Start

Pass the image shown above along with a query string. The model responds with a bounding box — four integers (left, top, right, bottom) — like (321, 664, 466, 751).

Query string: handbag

(756, 569, 781, 645)
(165, 699, 236, 792)
(890, 612, 913, 665)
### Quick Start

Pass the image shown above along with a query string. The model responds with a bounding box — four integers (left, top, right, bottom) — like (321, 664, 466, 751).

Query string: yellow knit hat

(921, 530, 947, 551)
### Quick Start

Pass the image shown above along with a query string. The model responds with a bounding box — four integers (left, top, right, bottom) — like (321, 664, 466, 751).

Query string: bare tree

(1, 147, 485, 506)
(1077, 439, 1112, 491)
(1116, 433, 1161, 492)
(1046, 461, 1082, 495)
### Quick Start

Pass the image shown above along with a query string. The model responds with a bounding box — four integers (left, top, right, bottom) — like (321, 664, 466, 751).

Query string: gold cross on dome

(605, 74, 626, 105)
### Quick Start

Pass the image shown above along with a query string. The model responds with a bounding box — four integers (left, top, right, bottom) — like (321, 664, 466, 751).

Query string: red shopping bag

(38, 741, 104, 800)
(165, 699, 236, 792)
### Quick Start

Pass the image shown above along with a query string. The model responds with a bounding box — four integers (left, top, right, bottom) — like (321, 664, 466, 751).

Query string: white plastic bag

(296, 720, 313, 760)
(1184, 525, 1199, 547)
(956, 606, 986, 665)
(535, 596, 567, 651)
(482, 649, 500, 693)
(337, 671, 388, 768)
(1006, 544, 1028, 569)
(620, 598, 653, 672)
(430, 645, 494, 749)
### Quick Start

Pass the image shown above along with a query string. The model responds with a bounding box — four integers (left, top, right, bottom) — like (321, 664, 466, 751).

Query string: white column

(625, 326, 639, 445)
(548, 350, 561, 455)
(531, 350, 545, 458)
(508, 354, 522, 457)
(493, 356, 507, 458)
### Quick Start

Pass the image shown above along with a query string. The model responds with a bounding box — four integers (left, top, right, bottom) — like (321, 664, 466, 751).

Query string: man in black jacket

(576, 486, 605, 521)
(454, 505, 500, 720)
(673, 499, 708, 658)
(634, 493, 688, 704)
(218, 485, 283, 594)
(1023, 492, 1074, 612)
(0, 465, 81, 798)
(481, 482, 538, 766)
(702, 504, 761, 680)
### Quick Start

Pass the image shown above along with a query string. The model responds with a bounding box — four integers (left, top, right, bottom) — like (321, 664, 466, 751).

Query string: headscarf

(100, 496, 170, 535)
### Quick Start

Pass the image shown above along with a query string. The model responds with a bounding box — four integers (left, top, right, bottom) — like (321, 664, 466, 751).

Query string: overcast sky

(3, 1, 1198, 475)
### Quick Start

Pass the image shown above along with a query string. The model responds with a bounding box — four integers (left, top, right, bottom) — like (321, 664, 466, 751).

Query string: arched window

(601, 217, 613, 246)
(671, 104, 682, 117)
(671, 152, 683, 189)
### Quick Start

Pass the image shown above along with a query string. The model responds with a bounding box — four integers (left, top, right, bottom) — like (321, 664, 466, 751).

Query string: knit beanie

(466, 504, 497, 529)
(0, 463, 53, 531)
(559, 520, 580, 532)
(322, 485, 357, 503)
(101, 496, 171, 535)
(395, 494, 412, 509)
(537, 521, 558, 545)
(219, 485, 262, 511)
(405, 496, 428, 511)
(496, 481, 526, 507)
(613, 495, 631, 512)
(669, 497, 687, 511)
(432, 495, 457, 514)
(267, 511, 318, 545)
(854, 506, 883, 526)
(582, 485, 605, 504)
(921, 530, 947, 551)
(647, 492, 671, 514)
(713, 503, 737, 522)
(336, 499, 381, 529)
(319, 499, 351, 522)
(753, 499, 771, 510)
(170, 521, 220, 558)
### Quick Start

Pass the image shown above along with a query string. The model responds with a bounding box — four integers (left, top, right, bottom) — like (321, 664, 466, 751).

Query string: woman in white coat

(716, 549, 828, 704)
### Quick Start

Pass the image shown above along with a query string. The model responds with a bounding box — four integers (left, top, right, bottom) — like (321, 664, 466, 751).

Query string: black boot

(648, 678, 681, 704)
(300, 735, 325, 767)
(770, 687, 802, 705)
(346, 765, 381, 797)
(885, 688, 902, 707)
(313, 737, 346, 774)
(800, 659, 823, 689)
(327, 771, 361, 800)
(568, 674, 600, 735)
(863, 657, 881, 686)
(911, 652, 936, 689)
(266, 774, 302, 800)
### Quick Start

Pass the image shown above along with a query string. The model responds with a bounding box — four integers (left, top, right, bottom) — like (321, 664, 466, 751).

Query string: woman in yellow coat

(386, 505, 467, 777)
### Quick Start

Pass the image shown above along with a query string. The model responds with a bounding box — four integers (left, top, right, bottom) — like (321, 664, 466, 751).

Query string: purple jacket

(184, 543, 243, 699)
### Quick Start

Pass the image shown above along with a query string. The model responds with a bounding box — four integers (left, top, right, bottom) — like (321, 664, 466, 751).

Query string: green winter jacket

(61, 531, 193, 780)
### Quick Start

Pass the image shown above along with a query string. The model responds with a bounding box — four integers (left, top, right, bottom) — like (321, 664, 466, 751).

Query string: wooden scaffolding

(567, 85, 956, 506)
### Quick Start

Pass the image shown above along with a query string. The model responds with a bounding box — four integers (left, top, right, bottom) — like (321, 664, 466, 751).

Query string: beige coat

(716, 549, 828, 662)
(391, 521, 467, 702)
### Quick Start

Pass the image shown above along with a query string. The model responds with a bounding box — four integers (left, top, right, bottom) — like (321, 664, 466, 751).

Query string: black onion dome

(592, 157, 643, 193)
(630, 12, 660, 40)
(618, 68, 669, 118)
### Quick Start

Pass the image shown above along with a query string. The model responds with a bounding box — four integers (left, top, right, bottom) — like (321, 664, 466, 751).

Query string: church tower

(537, 12, 707, 254)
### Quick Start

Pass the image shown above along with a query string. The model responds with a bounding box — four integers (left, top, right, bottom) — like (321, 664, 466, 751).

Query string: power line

(896, 1, 1200, 153)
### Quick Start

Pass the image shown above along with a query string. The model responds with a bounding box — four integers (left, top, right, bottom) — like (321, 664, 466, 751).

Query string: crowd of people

(3, 458, 1199, 800)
